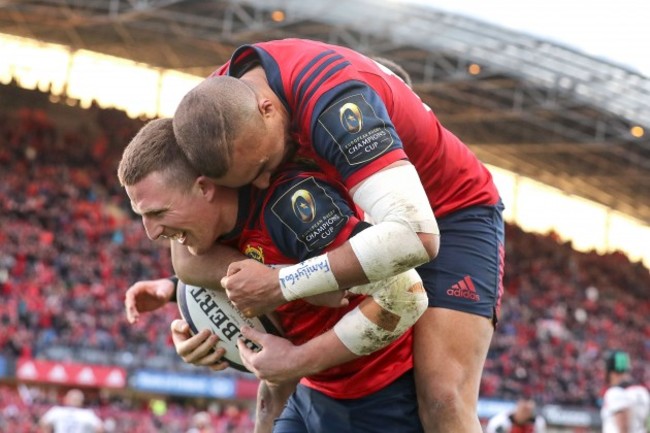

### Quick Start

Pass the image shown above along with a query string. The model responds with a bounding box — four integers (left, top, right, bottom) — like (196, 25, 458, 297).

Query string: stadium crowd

(483, 224, 649, 406)
(0, 384, 253, 432)
(0, 96, 182, 370)
(0, 85, 648, 429)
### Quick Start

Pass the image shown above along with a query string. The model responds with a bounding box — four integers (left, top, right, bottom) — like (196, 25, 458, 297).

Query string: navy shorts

(416, 200, 505, 323)
(273, 370, 423, 433)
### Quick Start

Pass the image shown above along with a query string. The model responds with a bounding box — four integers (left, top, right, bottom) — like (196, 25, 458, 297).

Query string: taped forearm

(348, 221, 430, 282)
(277, 165, 438, 300)
(276, 225, 431, 301)
(334, 269, 427, 355)
(286, 270, 426, 372)
(352, 268, 428, 335)
(350, 164, 438, 281)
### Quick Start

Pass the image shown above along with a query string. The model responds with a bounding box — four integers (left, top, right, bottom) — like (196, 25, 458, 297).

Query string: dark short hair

(117, 117, 197, 188)
(173, 76, 261, 179)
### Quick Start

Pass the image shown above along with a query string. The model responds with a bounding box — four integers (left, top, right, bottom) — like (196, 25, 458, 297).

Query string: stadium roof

(1, 0, 649, 223)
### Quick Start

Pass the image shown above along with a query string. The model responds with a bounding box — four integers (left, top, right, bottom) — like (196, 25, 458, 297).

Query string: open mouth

(162, 231, 187, 244)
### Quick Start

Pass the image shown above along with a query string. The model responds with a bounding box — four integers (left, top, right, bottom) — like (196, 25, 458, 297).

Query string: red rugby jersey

(220, 167, 413, 399)
(213, 38, 499, 218)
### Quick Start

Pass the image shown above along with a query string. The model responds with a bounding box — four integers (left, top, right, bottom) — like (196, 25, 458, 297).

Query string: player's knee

(420, 378, 479, 418)
(418, 392, 461, 433)
(423, 385, 460, 412)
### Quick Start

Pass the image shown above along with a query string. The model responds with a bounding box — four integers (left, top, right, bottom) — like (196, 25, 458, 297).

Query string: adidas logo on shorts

(447, 276, 480, 301)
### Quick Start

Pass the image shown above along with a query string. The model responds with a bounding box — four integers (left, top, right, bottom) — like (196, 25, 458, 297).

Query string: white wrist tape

(278, 254, 339, 301)
(349, 221, 429, 282)
(336, 269, 428, 356)
(352, 164, 439, 235)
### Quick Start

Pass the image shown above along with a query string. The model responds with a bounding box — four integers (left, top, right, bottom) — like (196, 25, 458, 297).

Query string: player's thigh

(413, 308, 494, 395)
(413, 202, 504, 394)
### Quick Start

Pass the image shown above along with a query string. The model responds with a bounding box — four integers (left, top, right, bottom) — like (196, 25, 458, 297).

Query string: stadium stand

(0, 384, 253, 432)
(0, 85, 181, 371)
(0, 82, 648, 431)
(482, 224, 649, 407)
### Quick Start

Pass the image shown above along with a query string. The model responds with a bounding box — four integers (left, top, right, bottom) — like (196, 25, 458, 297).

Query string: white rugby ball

(177, 281, 280, 372)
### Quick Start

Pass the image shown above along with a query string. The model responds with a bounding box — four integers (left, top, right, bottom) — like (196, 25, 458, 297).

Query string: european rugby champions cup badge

(271, 177, 348, 252)
(291, 189, 316, 223)
(340, 102, 364, 133)
(318, 93, 393, 165)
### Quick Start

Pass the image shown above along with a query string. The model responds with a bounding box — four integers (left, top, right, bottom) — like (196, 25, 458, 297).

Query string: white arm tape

(278, 254, 339, 301)
(350, 165, 438, 281)
(352, 164, 439, 235)
(334, 306, 395, 356)
(336, 269, 428, 356)
(349, 221, 429, 282)
(350, 269, 428, 330)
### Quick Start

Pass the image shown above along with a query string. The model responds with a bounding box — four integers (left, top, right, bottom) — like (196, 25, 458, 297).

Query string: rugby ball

(176, 281, 281, 373)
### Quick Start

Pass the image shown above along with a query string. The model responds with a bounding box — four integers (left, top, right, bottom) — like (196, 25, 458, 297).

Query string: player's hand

(237, 326, 308, 383)
(221, 259, 285, 317)
(124, 278, 175, 324)
(171, 319, 229, 371)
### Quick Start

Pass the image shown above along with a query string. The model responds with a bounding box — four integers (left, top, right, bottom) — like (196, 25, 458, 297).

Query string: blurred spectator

(485, 397, 547, 433)
(186, 411, 214, 433)
(600, 350, 650, 433)
(39, 388, 103, 433)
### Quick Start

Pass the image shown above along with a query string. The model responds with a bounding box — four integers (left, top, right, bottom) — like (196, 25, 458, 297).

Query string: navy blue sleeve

(311, 81, 404, 181)
(264, 175, 355, 262)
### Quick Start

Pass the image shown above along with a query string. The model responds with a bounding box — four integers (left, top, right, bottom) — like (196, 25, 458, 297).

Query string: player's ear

(258, 97, 275, 118)
(195, 176, 217, 201)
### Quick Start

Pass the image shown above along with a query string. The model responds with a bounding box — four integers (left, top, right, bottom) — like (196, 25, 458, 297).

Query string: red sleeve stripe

(293, 52, 350, 124)
(292, 49, 336, 98)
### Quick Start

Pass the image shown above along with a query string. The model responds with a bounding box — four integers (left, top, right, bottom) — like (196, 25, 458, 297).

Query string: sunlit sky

(400, 0, 650, 77)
